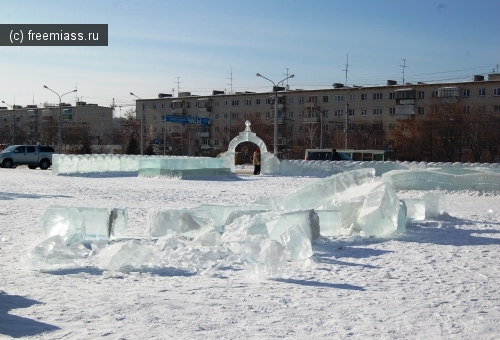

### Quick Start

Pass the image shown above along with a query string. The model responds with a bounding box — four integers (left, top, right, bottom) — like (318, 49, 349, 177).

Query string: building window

(323, 124, 328, 131)
(232, 100, 239, 106)
(186, 102, 191, 108)
(214, 139, 219, 146)
(161, 103, 165, 109)
(265, 98, 271, 105)
(389, 108, 396, 115)
(298, 111, 303, 118)
(373, 108, 382, 116)
(334, 95, 343, 102)
(288, 97, 293, 104)
(389, 123, 395, 130)
(256, 99, 261, 105)
(231, 112, 238, 119)
(373, 122, 383, 130)
(153, 115, 157, 121)
(298, 97, 304, 104)
(334, 124, 343, 130)
(417, 107, 424, 115)
(223, 113, 228, 119)
(288, 125, 293, 132)
(493, 88, 500, 96)
(322, 96, 328, 103)
(348, 109, 354, 116)
(389, 93, 395, 100)
(214, 113, 219, 119)
(463, 89, 470, 97)
(432, 91, 438, 98)
(322, 110, 329, 118)
(494, 105, 500, 113)
(243, 99, 251, 106)
(288, 111, 293, 118)
(349, 94, 355, 101)
(373, 93, 383, 100)
(308, 96, 318, 103)
(224, 100, 228, 106)
(152, 104, 157, 109)
(462, 106, 470, 113)
(361, 93, 367, 101)
(361, 109, 367, 116)
(334, 109, 343, 117)
(418, 91, 425, 99)
(478, 88, 486, 96)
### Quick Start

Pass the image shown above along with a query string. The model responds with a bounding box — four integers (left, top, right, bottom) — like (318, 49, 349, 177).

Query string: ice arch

(225, 120, 280, 175)
(227, 120, 268, 152)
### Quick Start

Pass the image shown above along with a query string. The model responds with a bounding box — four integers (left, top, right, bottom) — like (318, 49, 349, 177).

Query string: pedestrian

(331, 148, 342, 161)
(252, 149, 261, 175)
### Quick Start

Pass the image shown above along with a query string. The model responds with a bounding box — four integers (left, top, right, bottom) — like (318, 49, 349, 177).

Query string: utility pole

(175, 77, 181, 95)
(400, 59, 409, 85)
(343, 53, 350, 86)
(227, 67, 233, 94)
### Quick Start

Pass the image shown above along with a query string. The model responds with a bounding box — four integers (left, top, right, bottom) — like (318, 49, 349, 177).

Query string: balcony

(200, 144, 212, 150)
(198, 131, 210, 138)
(268, 117, 285, 124)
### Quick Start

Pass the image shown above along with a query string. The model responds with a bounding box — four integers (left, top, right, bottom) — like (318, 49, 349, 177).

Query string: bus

(305, 149, 392, 161)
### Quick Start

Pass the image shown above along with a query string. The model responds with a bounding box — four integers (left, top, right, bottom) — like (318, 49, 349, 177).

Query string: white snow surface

(1, 167, 500, 339)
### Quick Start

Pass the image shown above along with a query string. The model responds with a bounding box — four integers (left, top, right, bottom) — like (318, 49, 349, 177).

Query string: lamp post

(43, 86, 76, 153)
(344, 86, 362, 149)
(256, 73, 295, 156)
(2, 100, 15, 144)
(130, 92, 144, 155)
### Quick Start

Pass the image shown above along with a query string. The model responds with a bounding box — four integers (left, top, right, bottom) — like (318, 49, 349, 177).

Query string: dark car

(305, 151, 352, 161)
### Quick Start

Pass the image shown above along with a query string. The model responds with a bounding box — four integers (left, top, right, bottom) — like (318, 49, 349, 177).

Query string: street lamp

(43, 85, 76, 153)
(344, 86, 362, 149)
(2, 100, 15, 144)
(130, 92, 144, 155)
(256, 73, 295, 156)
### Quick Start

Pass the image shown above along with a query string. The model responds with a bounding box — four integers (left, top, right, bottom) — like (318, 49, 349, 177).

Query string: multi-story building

(0, 101, 114, 150)
(135, 74, 500, 159)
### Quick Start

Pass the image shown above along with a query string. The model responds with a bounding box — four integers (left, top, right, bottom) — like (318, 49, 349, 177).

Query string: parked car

(0, 145, 56, 170)
(305, 150, 353, 161)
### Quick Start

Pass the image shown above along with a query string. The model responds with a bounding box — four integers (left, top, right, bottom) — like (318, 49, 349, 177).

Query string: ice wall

(382, 167, 500, 191)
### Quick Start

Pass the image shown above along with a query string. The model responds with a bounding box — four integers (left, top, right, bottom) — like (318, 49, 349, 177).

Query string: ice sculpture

(422, 193, 445, 218)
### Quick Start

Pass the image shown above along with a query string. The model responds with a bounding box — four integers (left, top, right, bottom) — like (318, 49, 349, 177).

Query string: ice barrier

(43, 206, 128, 245)
(382, 166, 500, 191)
(138, 156, 232, 178)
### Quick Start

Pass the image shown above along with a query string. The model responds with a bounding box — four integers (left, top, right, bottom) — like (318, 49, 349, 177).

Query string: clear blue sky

(1, 0, 498, 115)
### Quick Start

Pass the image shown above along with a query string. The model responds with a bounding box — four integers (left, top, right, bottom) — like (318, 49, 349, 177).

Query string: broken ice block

(147, 207, 212, 238)
(422, 193, 445, 218)
(280, 224, 313, 261)
(404, 198, 426, 221)
(43, 206, 123, 245)
(280, 168, 375, 210)
(265, 210, 320, 242)
(20, 235, 90, 270)
(357, 181, 400, 236)
(96, 240, 157, 272)
(109, 208, 128, 238)
(315, 210, 342, 237)
(397, 201, 407, 233)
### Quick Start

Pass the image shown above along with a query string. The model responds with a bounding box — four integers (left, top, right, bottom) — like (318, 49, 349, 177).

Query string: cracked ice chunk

(109, 208, 128, 238)
(280, 168, 375, 210)
(357, 181, 400, 236)
(148, 207, 212, 238)
(192, 225, 222, 247)
(280, 224, 313, 261)
(20, 235, 90, 270)
(397, 201, 407, 233)
(96, 240, 157, 272)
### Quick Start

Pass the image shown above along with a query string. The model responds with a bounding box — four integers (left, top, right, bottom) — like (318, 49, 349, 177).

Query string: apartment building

(135, 74, 500, 158)
(0, 101, 114, 148)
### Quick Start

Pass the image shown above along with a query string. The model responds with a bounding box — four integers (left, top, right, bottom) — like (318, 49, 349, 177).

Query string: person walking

(252, 149, 261, 175)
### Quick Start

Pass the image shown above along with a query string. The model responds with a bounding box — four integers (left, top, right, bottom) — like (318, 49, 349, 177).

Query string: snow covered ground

(1, 166, 500, 339)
